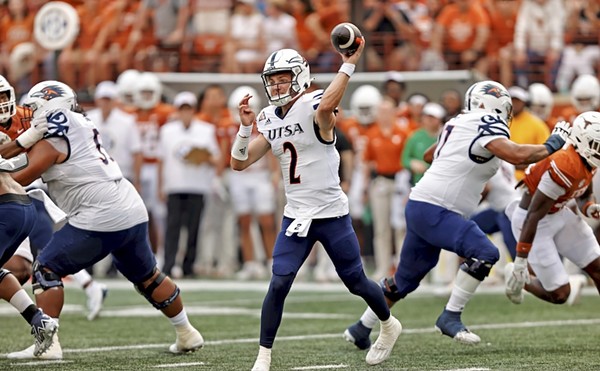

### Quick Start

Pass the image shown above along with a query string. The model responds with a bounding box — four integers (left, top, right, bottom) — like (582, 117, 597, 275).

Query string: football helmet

(464, 80, 513, 124)
(228, 85, 262, 118)
(23, 80, 76, 119)
(261, 49, 311, 107)
(571, 111, 600, 168)
(350, 85, 383, 125)
(133, 72, 162, 110)
(570, 74, 600, 113)
(0, 75, 16, 124)
(116, 69, 140, 106)
(528, 83, 553, 121)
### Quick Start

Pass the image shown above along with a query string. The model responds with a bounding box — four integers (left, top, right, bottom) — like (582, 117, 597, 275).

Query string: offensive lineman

(7, 80, 203, 359)
(344, 80, 571, 351)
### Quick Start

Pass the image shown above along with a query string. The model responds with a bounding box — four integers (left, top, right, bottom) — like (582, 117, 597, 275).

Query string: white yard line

(153, 362, 206, 368)
(11, 360, 73, 366)
(291, 364, 348, 370)
(2, 317, 595, 357)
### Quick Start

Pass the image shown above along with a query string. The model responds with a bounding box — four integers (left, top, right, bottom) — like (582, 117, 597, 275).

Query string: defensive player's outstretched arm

(315, 39, 365, 142)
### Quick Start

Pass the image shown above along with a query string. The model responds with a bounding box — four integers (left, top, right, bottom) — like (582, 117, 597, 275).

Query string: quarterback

(231, 40, 402, 370)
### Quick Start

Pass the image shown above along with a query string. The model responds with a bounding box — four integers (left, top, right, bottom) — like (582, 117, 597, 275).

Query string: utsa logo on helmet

(30, 85, 67, 100)
(481, 83, 509, 99)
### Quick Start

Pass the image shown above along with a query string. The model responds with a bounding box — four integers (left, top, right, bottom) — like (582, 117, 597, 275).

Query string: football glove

(583, 202, 600, 219)
(506, 256, 530, 293)
(543, 121, 570, 154)
(16, 112, 50, 149)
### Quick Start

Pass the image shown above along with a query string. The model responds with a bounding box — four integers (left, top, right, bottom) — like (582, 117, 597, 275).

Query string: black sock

(21, 305, 38, 324)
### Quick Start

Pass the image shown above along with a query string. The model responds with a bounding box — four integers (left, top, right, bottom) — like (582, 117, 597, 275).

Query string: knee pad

(134, 268, 180, 310)
(460, 258, 493, 281)
(0, 268, 12, 284)
(31, 261, 63, 295)
(380, 277, 403, 302)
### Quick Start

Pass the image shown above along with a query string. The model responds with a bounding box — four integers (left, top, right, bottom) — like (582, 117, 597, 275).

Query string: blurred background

(3, 0, 599, 285)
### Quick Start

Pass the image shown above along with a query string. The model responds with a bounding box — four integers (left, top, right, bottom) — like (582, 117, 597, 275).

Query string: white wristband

(338, 63, 355, 77)
(231, 124, 253, 161)
(238, 124, 253, 138)
(16, 128, 43, 149)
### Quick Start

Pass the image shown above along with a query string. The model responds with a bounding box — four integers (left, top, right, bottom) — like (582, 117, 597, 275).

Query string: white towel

(27, 189, 67, 229)
(285, 218, 313, 238)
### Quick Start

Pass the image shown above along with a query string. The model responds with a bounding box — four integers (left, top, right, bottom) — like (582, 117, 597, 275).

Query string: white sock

(71, 270, 93, 288)
(380, 315, 396, 329)
(257, 345, 271, 359)
(169, 309, 191, 329)
(9, 289, 34, 313)
(445, 270, 481, 312)
(360, 307, 379, 329)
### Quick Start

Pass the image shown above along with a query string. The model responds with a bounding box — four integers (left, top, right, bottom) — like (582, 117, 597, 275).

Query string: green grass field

(0, 280, 598, 370)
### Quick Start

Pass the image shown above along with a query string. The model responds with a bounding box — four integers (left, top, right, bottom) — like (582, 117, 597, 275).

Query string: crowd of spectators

(2, 0, 600, 99)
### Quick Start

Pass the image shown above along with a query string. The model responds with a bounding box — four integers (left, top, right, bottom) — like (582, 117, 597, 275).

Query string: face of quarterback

(266, 72, 293, 99)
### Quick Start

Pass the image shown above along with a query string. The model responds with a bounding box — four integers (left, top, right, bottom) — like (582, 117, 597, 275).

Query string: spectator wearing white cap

(507, 86, 550, 181)
(87, 81, 143, 189)
(157, 91, 221, 278)
(401, 102, 445, 186)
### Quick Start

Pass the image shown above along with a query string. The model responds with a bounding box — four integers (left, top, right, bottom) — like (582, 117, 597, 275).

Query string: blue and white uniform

(256, 90, 357, 276)
(394, 111, 507, 296)
(35, 109, 154, 282)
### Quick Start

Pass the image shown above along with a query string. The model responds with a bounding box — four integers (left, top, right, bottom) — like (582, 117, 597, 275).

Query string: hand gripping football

(330, 22, 363, 56)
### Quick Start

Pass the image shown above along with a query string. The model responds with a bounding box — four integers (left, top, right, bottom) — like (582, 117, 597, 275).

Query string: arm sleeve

(537, 170, 567, 200)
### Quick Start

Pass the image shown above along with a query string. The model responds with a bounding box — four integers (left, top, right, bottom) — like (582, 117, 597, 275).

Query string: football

(330, 22, 363, 56)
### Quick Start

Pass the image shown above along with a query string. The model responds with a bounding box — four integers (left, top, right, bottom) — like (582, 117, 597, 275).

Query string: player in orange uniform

(505, 112, 600, 306)
(130, 72, 175, 260)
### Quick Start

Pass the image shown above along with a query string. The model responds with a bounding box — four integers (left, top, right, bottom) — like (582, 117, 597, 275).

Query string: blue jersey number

(92, 129, 113, 165)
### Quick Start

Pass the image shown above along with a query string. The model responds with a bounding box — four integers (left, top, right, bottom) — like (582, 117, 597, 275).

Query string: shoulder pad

(44, 109, 71, 138)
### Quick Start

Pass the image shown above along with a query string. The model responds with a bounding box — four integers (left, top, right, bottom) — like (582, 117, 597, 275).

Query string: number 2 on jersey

(92, 128, 113, 165)
(283, 142, 301, 184)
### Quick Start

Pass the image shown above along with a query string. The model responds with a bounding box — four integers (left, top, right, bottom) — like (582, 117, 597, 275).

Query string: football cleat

(8, 333, 62, 359)
(504, 263, 524, 304)
(343, 320, 372, 350)
(435, 309, 480, 345)
(169, 326, 204, 354)
(566, 274, 587, 306)
(365, 316, 402, 365)
(251, 347, 272, 371)
(86, 282, 108, 321)
(30, 310, 59, 357)
(251, 356, 271, 371)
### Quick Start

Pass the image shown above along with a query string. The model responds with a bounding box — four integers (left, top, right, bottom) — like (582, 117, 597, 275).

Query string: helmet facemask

(261, 49, 311, 107)
(571, 111, 600, 168)
(0, 88, 16, 126)
(464, 81, 513, 125)
(23, 81, 77, 120)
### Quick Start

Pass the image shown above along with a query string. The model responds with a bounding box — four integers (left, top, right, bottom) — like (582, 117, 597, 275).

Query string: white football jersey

(41, 110, 148, 231)
(410, 112, 510, 216)
(257, 90, 348, 219)
(485, 161, 520, 212)
(86, 107, 142, 180)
